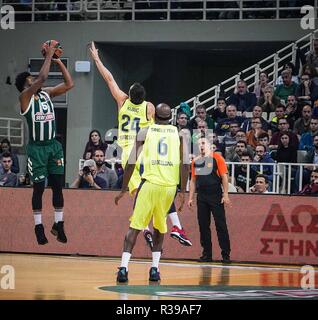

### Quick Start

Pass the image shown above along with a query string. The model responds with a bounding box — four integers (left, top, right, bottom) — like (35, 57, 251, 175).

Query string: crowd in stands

(2, 40, 318, 196)
(9, 0, 311, 21)
(174, 43, 318, 195)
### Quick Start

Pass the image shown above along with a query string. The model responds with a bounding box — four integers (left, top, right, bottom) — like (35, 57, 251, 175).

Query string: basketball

(41, 40, 63, 59)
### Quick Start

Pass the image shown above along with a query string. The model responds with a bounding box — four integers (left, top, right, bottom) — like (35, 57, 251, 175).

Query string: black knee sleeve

(32, 181, 45, 210)
(168, 201, 176, 214)
(49, 174, 64, 208)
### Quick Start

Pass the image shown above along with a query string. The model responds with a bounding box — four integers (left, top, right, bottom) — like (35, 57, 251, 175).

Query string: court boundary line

(1, 252, 317, 272)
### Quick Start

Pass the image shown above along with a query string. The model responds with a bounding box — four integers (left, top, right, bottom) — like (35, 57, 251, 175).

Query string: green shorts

(26, 139, 64, 183)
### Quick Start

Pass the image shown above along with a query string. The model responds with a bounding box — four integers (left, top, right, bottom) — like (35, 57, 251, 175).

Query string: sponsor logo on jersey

(34, 112, 55, 122)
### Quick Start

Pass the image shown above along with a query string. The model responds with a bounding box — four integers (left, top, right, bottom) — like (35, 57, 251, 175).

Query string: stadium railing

(3, 0, 316, 23)
(78, 157, 317, 195)
(171, 28, 318, 123)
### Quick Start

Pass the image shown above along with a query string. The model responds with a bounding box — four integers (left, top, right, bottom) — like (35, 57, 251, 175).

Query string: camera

(82, 166, 91, 175)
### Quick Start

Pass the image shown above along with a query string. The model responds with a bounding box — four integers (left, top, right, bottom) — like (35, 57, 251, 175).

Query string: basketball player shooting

(15, 40, 74, 245)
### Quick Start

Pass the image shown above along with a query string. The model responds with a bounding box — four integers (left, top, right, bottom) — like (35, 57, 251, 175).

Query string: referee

(188, 137, 231, 263)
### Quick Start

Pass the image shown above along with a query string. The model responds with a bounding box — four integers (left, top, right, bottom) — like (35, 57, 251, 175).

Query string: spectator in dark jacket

(227, 80, 257, 112)
(215, 105, 245, 135)
(295, 74, 318, 106)
(276, 133, 297, 163)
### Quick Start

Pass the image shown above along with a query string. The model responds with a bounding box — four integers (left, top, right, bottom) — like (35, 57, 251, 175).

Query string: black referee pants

(197, 198, 231, 258)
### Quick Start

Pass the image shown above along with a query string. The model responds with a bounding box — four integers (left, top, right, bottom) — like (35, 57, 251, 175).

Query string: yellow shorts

(121, 148, 143, 194)
(130, 180, 177, 234)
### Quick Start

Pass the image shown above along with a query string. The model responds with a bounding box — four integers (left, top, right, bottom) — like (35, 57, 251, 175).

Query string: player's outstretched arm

(43, 59, 74, 98)
(89, 41, 127, 109)
(19, 43, 56, 112)
(146, 102, 156, 121)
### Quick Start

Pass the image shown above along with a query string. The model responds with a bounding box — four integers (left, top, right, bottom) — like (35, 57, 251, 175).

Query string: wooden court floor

(0, 253, 317, 300)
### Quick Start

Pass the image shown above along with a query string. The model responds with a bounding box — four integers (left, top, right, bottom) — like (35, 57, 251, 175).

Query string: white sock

(120, 252, 131, 270)
(54, 210, 63, 223)
(169, 212, 182, 229)
(152, 251, 161, 269)
(34, 212, 42, 225)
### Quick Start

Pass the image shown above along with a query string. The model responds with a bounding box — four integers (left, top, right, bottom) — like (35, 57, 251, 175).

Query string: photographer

(70, 159, 107, 189)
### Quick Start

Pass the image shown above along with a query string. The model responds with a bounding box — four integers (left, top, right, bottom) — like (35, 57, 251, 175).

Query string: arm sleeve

(213, 153, 228, 176)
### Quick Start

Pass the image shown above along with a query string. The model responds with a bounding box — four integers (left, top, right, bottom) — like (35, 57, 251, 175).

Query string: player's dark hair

(129, 83, 146, 105)
(15, 72, 31, 92)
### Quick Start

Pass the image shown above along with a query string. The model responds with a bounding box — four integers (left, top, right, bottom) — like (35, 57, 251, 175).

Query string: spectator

(189, 104, 215, 130)
(258, 85, 281, 114)
(249, 174, 270, 193)
(0, 138, 20, 174)
(257, 132, 271, 152)
(269, 105, 288, 134)
(93, 149, 118, 189)
(192, 120, 208, 145)
(70, 159, 107, 189)
(241, 105, 269, 132)
(17, 172, 31, 187)
(276, 133, 297, 163)
(234, 152, 257, 192)
(285, 95, 301, 128)
(299, 118, 318, 151)
(254, 71, 269, 98)
(225, 130, 254, 160)
(176, 111, 190, 131)
(226, 140, 248, 162)
(246, 117, 267, 149)
(295, 134, 318, 191)
(269, 118, 299, 151)
(83, 129, 107, 160)
(0, 152, 17, 187)
(295, 73, 318, 106)
(209, 132, 224, 155)
(274, 70, 298, 103)
(252, 145, 275, 188)
(293, 104, 312, 136)
(223, 121, 241, 149)
(275, 62, 300, 86)
(297, 169, 318, 196)
(215, 105, 245, 135)
(210, 97, 227, 122)
(227, 80, 257, 112)
(305, 38, 318, 72)
(301, 63, 318, 86)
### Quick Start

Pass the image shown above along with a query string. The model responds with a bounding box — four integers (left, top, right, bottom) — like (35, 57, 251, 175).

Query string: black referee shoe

(51, 221, 67, 243)
(35, 224, 48, 245)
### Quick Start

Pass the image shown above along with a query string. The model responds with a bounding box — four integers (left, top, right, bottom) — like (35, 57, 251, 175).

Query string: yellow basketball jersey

(118, 99, 153, 150)
(142, 124, 180, 187)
